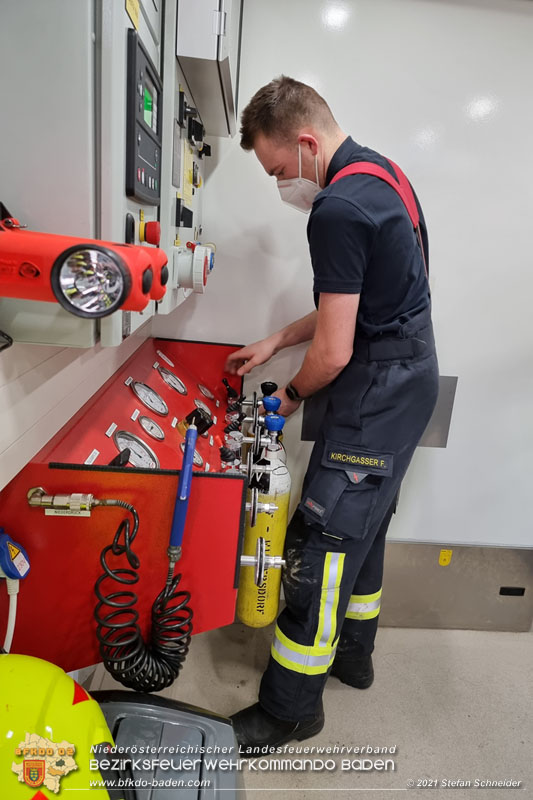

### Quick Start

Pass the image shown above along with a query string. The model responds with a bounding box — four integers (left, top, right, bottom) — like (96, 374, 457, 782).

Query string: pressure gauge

(180, 441, 204, 467)
(194, 398, 212, 417)
(158, 365, 188, 395)
(198, 383, 215, 400)
(138, 415, 165, 441)
(130, 381, 168, 416)
(113, 430, 160, 469)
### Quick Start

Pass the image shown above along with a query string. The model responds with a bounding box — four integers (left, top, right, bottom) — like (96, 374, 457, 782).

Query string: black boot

(230, 701, 324, 756)
(330, 653, 374, 688)
(330, 636, 374, 689)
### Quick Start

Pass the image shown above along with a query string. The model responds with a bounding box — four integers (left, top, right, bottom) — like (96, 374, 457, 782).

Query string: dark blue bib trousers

(259, 309, 439, 721)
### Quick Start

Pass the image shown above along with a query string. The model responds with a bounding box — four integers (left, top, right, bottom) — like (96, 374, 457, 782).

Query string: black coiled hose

(94, 500, 193, 692)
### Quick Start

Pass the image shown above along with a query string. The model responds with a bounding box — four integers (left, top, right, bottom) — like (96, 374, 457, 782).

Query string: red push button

(141, 221, 161, 246)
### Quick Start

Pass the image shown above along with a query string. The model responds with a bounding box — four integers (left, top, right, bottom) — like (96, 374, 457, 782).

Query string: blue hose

(169, 425, 198, 549)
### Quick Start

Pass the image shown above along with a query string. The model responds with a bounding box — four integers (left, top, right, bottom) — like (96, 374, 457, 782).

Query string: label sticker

(125, 0, 140, 29)
(323, 442, 393, 477)
(303, 497, 326, 518)
(131, 409, 140, 421)
(124, 376, 133, 386)
(153, 361, 159, 370)
(7, 542, 20, 561)
(157, 350, 175, 367)
(105, 423, 117, 438)
(45, 509, 91, 518)
(13, 552, 30, 576)
(171, 417, 178, 428)
(439, 549, 453, 567)
(84, 449, 99, 465)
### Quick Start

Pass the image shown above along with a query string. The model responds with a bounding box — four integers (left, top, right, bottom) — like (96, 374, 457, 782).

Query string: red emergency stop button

(139, 221, 161, 246)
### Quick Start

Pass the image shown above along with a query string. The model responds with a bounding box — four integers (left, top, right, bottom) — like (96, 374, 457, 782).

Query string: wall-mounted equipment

(0, 0, 166, 347)
(174, 242, 215, 294)
(0, 340, 292, 677)
(0, 339, 246, 672)
(176, 0, 243, 137)
(126, 29, 163, 206)
(0, 214, 168, 318)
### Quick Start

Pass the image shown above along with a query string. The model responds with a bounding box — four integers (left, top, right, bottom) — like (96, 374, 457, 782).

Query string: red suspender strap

(330, 159, 428, 278)
(330, 160, 419, 227)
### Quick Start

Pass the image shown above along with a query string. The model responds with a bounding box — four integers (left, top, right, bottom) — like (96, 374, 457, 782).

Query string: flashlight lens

(57, 248, 126, 316)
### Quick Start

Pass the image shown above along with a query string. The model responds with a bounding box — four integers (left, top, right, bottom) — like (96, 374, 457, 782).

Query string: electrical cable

(94, 500, 193, 692)
(3, 580, 19, 653)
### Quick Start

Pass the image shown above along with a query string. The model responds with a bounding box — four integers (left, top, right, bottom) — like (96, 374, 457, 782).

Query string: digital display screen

(143, 77, 158, 133)
(144, 86, 153, 129)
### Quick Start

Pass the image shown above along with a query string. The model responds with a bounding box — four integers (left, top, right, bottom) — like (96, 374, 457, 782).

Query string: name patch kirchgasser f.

(322, 442, 394, 478)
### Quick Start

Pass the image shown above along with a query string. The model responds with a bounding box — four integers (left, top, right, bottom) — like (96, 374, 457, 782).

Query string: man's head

(240, 76, 346, 191)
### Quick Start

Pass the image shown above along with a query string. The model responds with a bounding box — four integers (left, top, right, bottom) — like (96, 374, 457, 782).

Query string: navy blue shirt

(308, 136, 430, 338)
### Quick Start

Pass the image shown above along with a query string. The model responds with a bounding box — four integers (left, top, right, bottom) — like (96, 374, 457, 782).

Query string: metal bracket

(240, 537, 285, 586)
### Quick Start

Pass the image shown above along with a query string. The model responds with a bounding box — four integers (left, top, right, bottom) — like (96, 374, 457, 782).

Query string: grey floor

(89, 623, 533, 799)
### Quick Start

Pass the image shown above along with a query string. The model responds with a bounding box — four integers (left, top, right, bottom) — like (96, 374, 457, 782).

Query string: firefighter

(225, 76, 439, 753)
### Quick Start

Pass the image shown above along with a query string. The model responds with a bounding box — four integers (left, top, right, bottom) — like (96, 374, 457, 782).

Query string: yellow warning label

(7, 543, 20, 561)
(184, 145, 194, 206)
(439, 549, 453, 567)
(125, 0, 140, 30)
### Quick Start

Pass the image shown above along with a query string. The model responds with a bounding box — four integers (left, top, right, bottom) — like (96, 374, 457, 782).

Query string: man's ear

(298, 133, 319, 156)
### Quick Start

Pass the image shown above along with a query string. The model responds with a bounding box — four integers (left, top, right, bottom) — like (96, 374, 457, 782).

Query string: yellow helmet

(0, 654, 115, 798)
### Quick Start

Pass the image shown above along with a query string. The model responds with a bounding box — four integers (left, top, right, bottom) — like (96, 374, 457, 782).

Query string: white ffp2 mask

(277, 144, 320, 213)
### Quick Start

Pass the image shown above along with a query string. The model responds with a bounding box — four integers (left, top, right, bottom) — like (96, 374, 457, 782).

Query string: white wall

(154, 0, 533, 548)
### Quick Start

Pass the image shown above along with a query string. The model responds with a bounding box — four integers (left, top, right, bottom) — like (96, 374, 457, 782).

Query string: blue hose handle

(169, 425, 198, 548)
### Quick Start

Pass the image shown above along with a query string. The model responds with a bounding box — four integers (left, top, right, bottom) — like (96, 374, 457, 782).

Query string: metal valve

(242, 447, 275, 483)
(240, 536, 285, 587)
(245, 487, 278, 528)
(27, 487, 97, 512)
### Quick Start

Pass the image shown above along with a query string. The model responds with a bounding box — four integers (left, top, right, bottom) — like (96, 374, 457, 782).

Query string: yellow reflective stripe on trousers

(346, 587, 382, 620)
(271, 552, 345, 675)
(314, 552, 345, 649)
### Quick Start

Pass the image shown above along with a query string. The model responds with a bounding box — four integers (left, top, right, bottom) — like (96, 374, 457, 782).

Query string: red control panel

(0, 339, 246, 672)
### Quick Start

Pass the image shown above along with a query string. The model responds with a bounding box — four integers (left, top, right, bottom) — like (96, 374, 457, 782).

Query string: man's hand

(270, 388, 302, 418)
(224, 336, 278, 376)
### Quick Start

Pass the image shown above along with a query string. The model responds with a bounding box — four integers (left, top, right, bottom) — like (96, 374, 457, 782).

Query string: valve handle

(263, 396, 281, 413)
(222, 378, 239, 399)
(265, 413, 285, 433)
(261, 382, 278, 396)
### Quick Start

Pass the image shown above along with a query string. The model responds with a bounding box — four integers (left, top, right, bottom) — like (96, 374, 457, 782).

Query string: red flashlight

(0, 219, 168, 318)
(149, 246, 169, 301)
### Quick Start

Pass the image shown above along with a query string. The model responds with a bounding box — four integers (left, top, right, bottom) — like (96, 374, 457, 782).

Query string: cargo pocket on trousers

(298, 466, 380, 541)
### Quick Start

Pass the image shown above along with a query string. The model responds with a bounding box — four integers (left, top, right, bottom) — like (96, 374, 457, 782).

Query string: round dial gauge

(194, 398, 212, 417)
(180, 441, 204, 467)
(113, 430, 160, 469)
(198, 383, 215, 400)
(130, 381, 168, 416)
(158, 366, 188, 395)
(138, 415, 165, 441)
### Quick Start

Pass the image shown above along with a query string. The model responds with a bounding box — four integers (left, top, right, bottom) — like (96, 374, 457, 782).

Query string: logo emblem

(13, 734, 78, 794)
(23, 759, 45, 788)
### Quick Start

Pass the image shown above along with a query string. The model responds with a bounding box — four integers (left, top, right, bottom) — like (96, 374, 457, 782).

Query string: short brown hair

(240, 75, 337, 151)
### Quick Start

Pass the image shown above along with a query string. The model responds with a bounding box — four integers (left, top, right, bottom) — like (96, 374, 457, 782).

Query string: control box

(126, 29, 162, 205)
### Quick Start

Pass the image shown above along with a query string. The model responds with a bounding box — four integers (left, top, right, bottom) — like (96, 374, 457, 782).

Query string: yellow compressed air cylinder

(237, 445, 291, 628)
